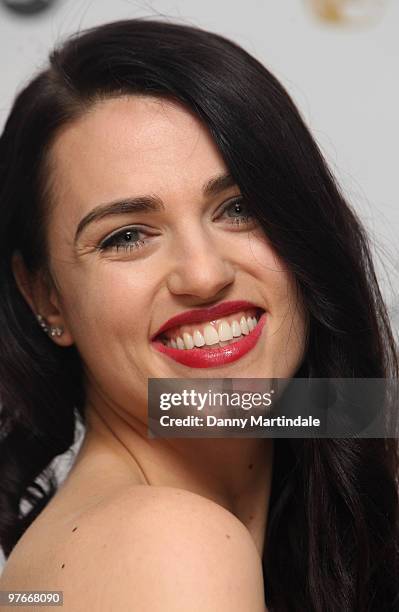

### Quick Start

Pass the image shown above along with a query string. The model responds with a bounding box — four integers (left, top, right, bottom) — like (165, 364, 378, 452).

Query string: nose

(166, 230, 235, 300)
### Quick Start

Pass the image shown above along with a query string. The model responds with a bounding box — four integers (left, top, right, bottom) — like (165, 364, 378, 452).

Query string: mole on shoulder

(72, 526, 78, 532)
(61, 563, 65, 569)
(248, 463, 253, 470)
(225, 534, 231, 539)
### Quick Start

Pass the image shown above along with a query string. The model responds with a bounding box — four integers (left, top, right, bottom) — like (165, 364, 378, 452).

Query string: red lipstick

(151, 310, 267, 368)
(151, 300, 263, 340)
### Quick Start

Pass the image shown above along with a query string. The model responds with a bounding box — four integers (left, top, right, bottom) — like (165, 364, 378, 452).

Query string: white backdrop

(0, 0, 398, 570)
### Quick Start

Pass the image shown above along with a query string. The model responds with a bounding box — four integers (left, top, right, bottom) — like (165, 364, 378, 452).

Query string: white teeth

(218, 320, 233, 341)
(183, 332, 194, 349)
(193, 329, 205, 347)
(249, 316, 257, 330)
(231, 320, 242, 337)
(240, 316, 249, 335)
(176, 337, 185, 349)
(203, 324, 220, 345)
(165, 312, 261, 349)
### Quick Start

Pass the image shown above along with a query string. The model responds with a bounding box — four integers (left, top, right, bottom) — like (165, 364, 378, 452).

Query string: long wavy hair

(0, 18, 398, 611)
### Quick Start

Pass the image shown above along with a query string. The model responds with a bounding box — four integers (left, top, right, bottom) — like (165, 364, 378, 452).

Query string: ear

(11, 251, 74, 346)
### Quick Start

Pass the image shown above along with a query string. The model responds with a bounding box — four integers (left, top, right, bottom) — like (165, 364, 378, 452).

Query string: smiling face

(21, 95, 308, 416)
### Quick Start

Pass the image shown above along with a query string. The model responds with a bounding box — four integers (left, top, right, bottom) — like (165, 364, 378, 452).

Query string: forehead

(49, 95, 227, 209)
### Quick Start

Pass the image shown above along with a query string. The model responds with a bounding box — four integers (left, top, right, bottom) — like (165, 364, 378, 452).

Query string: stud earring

(36, 313, 64, 337)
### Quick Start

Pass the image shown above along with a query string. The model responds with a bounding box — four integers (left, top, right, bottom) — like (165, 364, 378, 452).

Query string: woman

(0, 18, 398, 611)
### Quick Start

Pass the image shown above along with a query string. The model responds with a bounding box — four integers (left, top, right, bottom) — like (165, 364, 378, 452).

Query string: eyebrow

(73, 172, 237, 244)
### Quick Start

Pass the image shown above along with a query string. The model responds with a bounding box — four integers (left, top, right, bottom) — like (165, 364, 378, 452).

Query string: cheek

(269, 287, 307, 375)
(247, 232, 307, 369)
(246, 231, 293, 298)
(59, 263, 155, 349)
(56, 264, 156, 407)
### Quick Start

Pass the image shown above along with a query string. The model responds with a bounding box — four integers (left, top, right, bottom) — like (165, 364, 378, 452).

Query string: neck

(73, 398, 274, 558)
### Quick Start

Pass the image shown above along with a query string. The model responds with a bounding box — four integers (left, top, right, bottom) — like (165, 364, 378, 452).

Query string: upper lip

(151, 300, 264, 340)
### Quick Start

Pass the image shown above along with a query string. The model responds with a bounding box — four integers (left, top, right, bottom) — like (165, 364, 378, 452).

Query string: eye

(96, 197, 255, 254)
(97, 227, 149, 253)
(219, 197, 255, 226)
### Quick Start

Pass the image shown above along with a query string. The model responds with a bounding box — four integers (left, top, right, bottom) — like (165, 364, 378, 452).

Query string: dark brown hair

(0, 18, 398, 611)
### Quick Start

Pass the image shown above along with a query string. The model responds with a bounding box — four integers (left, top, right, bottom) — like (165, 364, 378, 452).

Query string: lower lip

(151, 312, 267, 368)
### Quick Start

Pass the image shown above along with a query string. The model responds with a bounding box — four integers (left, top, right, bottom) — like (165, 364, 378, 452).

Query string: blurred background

(0, 0, 398, 569)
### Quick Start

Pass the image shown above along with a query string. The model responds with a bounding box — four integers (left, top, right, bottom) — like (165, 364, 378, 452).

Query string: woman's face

(39, 96, 307, 413)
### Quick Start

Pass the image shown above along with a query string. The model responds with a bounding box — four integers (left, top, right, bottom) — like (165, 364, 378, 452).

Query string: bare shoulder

(2, 485, 266, 611)
(70, 486, 266, 611)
